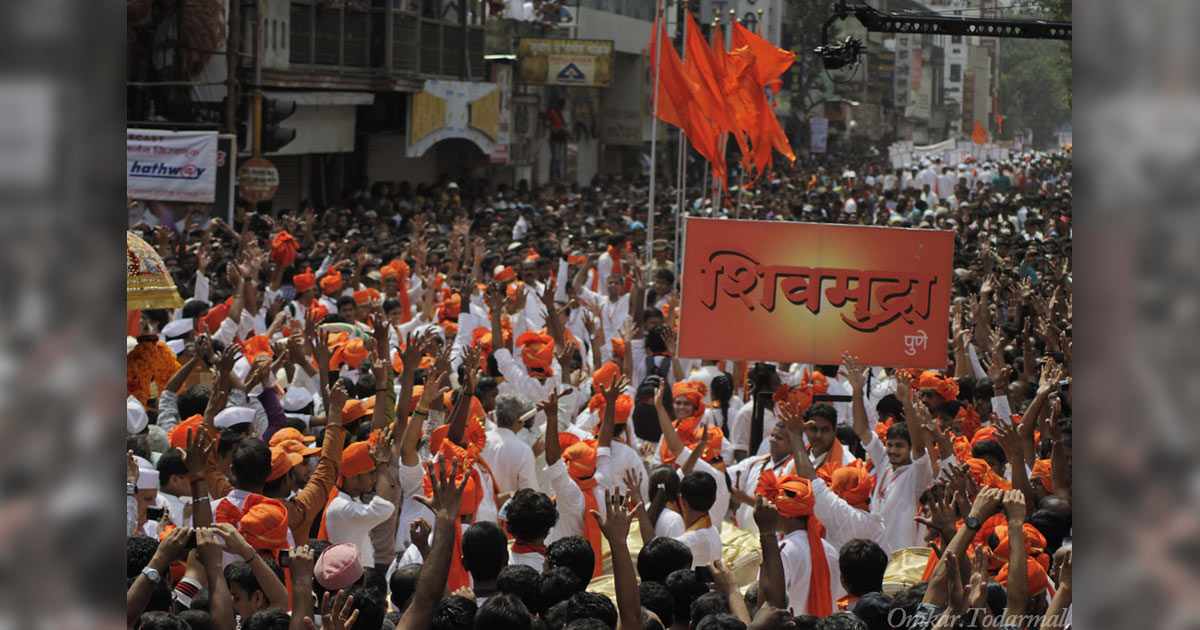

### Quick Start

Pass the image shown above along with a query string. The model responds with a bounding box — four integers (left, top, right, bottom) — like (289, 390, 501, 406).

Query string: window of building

(950, 64, 961, 82)
(952, 35, 963, 43)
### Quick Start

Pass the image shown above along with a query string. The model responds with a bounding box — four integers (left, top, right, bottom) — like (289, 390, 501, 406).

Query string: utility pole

(224, 0, 240, 134)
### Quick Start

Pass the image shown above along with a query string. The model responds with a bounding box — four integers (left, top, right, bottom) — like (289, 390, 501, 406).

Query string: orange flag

(713, 27, 756, 169)
(730, 21, 795, 95)
(683, 12, 748, 159)
(650, 18, 727, 187)
(994, 95, 1003, 134)
(972, 119, 989, 145)
(716, 27, 793, 184)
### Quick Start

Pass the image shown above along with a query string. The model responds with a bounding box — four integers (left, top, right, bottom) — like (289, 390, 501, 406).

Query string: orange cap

(267, 447, 303, 482)
(294, 267, 317, 293)
(320, 269, 344, 295)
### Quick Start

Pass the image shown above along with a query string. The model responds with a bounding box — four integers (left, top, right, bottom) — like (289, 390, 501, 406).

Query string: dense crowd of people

(126, 149, 1073, 630)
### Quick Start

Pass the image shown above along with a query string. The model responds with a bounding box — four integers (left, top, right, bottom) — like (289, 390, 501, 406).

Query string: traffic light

(261, 97, 297, 154)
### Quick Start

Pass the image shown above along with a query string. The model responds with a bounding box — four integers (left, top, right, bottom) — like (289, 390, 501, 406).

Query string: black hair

(546, 536, 595, 585)
(886, 582, 927, 629)
(461, 521, 510, 582)
(642, 308, 665, 323)
(190, 587, 210, 611)
(653, 268, 675, 285)
(793, 615, 822, 630)
(564, 592, 618, 629)
(695, 613, 747, 630)
(742, 582, 759, 620)
(645, 325, 669, 355)
(431, 595, 479, 630)
(974, 379, 995, 399)
(156, 449, 189, 487)
(690, 591, 731, 625)
(803, 403, 838, 426)
(1028, 509, 1070, 555)
(356, 372, 377, 398)
(496, 564, 541, 614)
(231, 438, 271, 488)
(177, 609, 212, 630)
(664, 569, 708, 626)
(344, 584, 387, 630)
(475, 594, 534, 630)
(637, 538, 693, 584)
(337, 295, 358, 311)
(389, 563, 423, 611)
(505, 488, 558, 542)
(128, 434, 151, 460)
(241, 609, 291, 630)
(710, 373, 734, 436)
(838, 539, 889, 596)
(971, 439, 1008, 467)
(637, 581, 674, 627)
(817, 612, 867, 629)
(129, 575, 172, 615)
(679, 471, 717, 513)
(836, 424, 866, 461)
(361, 566, 388, 602)
(383, 298, 403, 313)
(217, 429, 242, 457)
(223, 561, 264, 602)
(884, 422, 911, 445)
(128, 535, 159, 578)
(178, 384, 212, 418)
(934, 400, 963, 420)
(875, 394, 904, 423)
(182, 300, 210, 318)
(562, 619, 608, 630)
(475, 377, 499, 398)
(134, 612, 190, 630)
(537, 567, 585, 617)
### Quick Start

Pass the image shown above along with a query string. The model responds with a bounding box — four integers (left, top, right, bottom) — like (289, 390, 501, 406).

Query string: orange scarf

(576, 475, 604, 578)
(756, 471, 833, 617)
(809, 438, 846, 485)
(511, 540, 547, 556)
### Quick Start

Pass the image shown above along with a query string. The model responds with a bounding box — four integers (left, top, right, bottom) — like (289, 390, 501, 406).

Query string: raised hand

(414, 457, 469, 521)
(371, 426, 394, 464)
(590, 489, 640, 543)
(840, 351, 868, 394)
(409, 518, 432, 557)
(600, 374, 629, 405)
(1002, 488, 1026, 522)
(965, 545, 990, 610)
(213, 522, 257, 562)
(752, 496, 780, 533)
(320, 590, 359, 630)
(184, 425, 214, 478)
(621, 467, 643, 497)
(536, 390, 560, 424)
(914, 483, 959, 540)
(127, 451, 141, 486)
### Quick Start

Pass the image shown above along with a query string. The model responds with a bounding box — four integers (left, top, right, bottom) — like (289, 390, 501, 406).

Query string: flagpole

(675, 1, 689, 271)
(646, 6, 664, 267)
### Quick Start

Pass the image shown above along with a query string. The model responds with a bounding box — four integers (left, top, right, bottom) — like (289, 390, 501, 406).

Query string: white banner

(810, 117, 828, 154)
(127, 129, 218, 203)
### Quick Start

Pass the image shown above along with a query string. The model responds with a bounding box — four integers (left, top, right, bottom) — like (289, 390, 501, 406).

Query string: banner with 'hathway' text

(678, 218, 953, 368)
(127, 129, 218, 203)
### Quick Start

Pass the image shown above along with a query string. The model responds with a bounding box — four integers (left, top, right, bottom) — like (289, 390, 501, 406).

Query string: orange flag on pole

(716, 24, 793, 184)
(683, 12, 748, 159)
(972, 119, 989, 145)
(650, 18, 726, 188)
(730, 21, 795, 95)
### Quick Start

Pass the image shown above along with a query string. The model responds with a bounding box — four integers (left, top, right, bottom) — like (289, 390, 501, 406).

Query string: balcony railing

(288, 0, 485, 80)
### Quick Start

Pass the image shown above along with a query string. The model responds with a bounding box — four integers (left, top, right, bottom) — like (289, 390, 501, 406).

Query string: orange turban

(918, 371, 959, 402)
(997, 558, 1052, 596)
(353, 288, 381, 305)
(773, 368, 830, 414)
(969, 425, 998, 448)
(610, 337, 626, 360)
(319, 269, 343, 295)
(168, 414, 210, 449)
(294, 267, 317, 293)
(672, 381, 707, 420)
(203, 302, 229, 335)
(438, 294, 462, 322)
(829, 462, 876, 510)
(567, 254, 586, 266)
(330, 338, 368, 370)
(993, 523, 1050, 568)
(516, 331, 555, 377)
(237, 496, 290, 552)
(559, 433, 598, 481)
(270, 231, 299, 268)
(494, 266, 517, 282)
(690, 424, 726, 469)
(754, 470, 832, 617)
(381, 259, 409, 282)
(1030, 459, 1054, 495)
(307, 299, 329, 324)
(267, 447, 302, 482)
(965, 458, 1011, 491)
(591, 362, 620, 395)
(342, 399, 369, 424)
(341, 441, 376, 479)
(240, 334, 273, 363)
(588, 394, 634, 430)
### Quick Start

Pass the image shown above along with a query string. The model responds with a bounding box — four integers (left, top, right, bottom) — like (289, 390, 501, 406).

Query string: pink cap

(315, 543, 363, 590)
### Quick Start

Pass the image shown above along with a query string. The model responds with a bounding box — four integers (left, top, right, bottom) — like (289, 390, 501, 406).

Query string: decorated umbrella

(127, 230, 184, 310)
(127, 230, 183, 405)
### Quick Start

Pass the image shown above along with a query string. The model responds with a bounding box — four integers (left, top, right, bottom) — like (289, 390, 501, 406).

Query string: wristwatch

(127, 482, 137, 496)
(963, 515, 981, 530)
(142, 566, 162, 584)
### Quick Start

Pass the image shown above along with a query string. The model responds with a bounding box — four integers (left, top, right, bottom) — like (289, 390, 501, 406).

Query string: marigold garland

(127, 340, 181, 405)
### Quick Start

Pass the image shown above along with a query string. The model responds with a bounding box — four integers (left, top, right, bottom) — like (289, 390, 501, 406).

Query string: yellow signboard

(518, 38, 613, 87)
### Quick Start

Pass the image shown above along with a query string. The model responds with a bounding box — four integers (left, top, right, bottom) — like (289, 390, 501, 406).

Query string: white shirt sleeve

(811, 479, 884, 544)
(194, 271, 210, 303)
(546, 460, 585, 539)
(327, 494, 396, 530)
(595, 446, 614, 492)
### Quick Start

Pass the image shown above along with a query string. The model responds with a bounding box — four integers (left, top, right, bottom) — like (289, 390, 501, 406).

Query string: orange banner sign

(678, 218, 953, 368)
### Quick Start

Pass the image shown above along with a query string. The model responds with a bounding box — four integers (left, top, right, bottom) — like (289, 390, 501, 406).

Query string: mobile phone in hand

(185, 531, 198, 549)
(694, 566, 714, 583)
(146, 506, 165, 521)
(278, 550, 290, 568)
